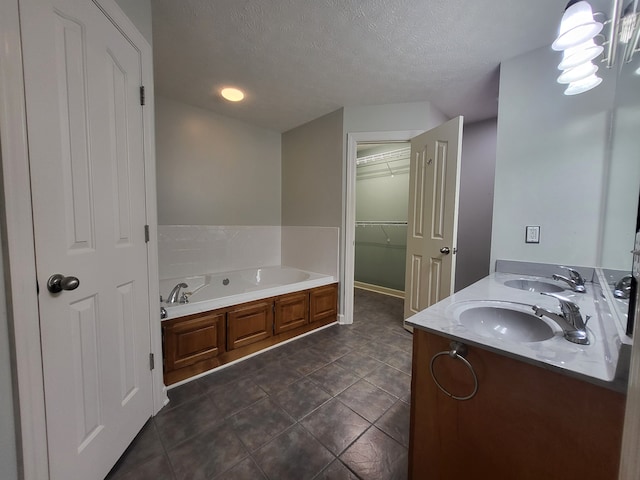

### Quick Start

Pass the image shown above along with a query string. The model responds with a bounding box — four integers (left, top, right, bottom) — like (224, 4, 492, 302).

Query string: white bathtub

(160, 266, 336, 320)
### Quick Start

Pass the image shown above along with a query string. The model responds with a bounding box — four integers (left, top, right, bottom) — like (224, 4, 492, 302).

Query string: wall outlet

(525, 225, 540, 244)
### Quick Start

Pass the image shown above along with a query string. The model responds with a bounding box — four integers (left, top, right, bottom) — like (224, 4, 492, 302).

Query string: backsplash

(158, 225, 340, 280)
(158, 225, 281, 279)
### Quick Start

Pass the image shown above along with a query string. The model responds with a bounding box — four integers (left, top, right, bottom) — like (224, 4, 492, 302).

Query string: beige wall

(455, 118, 497, 291)
(155, 96, 282, 226)
(281, 108, 344, 227)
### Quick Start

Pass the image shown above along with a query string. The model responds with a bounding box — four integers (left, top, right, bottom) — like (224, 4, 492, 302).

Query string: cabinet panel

(275, 292, 309, 334)
(409, 329, 625, 480)
(309, 283, 338, 323)
(227, 300, 274, 350)
(163, 311, 225, 373)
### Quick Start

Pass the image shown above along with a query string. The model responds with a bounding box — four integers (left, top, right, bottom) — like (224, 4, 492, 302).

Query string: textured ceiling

(151, 0, 569, 132)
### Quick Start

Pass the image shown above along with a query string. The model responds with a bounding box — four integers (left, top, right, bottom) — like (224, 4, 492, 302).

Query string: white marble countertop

(406, 272, 631, 391)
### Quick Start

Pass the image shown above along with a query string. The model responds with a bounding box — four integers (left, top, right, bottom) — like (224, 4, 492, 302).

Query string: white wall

(114, 0, 152, 45)
(455, 118, 497, 291)
(155, 96, 282, 225)
(0, 223, 18, 480)
(343, 101, 448, 133)
(491, 45, 616, 270)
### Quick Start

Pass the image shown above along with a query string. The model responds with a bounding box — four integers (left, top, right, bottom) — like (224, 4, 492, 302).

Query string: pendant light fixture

(553, 1, 604, 95)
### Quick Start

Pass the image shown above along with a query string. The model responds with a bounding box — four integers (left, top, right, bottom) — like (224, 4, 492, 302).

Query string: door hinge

(149, 353, 155, 371)
(139, 85, 145, 106)
(144, 224, 150, 243)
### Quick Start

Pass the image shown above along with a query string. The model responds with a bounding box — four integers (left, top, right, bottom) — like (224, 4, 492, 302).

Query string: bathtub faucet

(167, 283, 188, 304)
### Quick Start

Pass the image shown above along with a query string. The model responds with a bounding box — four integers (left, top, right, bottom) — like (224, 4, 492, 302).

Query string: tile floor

(107, 289, 412, 480)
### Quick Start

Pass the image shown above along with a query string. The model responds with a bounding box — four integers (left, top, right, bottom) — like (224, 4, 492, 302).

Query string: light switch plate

(525, 225, 540, 244)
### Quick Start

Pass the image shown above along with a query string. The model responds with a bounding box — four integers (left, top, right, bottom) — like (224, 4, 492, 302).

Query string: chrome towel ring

(429, 341, 478, 401)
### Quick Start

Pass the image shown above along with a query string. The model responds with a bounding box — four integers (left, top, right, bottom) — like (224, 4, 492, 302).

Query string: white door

(404, 117, 464, 326)
(19, 0, 153, 478)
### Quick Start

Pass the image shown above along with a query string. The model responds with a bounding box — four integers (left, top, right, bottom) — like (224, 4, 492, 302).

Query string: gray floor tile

(271, 377, 332, 420)
(340, 426, 408, 480)
(337, 379, 397, 422)
(365, 364, 412, 399)
(214, 456, 267, 480)
(311, 340, 353, 362)
(314, 459, 359, 480)
(107, 454, 175, 480)
(155, 394, 224, 449)
(167, 423, 248, 480)
(207, 376, 267, 418)
(385, 350, 412, 375)
(375, 400, 411, 447)
(166, 380, 206, 410)
(335, 351, 384, 377)
(301, 399, 370, 456)
(357, 341, 401, 363)
(107, 420, 165, 477)
(253, 425, 334, 480)
(252, 361, 303, 395)
(227, 397, 295, 452)
(280, 349, 332, 375)
(307, 363, 360, 396)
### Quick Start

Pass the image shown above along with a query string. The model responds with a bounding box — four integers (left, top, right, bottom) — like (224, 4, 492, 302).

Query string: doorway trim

(343, 130, 425, 324)
(0, 1, 166, 478)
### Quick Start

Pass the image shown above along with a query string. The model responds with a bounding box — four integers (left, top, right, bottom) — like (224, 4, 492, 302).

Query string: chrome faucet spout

(532, 292, 589, 345)
(552, 267, 586, 293)
(614, 275, 632, 299)
(167, 282, 188, 304)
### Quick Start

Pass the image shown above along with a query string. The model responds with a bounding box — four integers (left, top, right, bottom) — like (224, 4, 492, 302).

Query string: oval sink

(504, 279, 564, 293)
(452, 301, 556, 342)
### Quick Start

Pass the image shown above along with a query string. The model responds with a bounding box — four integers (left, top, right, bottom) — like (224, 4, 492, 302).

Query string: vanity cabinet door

(227, 300, 274, 350)
(309, 283, 338, 323)
(162, 310, 226, 383)
(274, 291, 309, 334)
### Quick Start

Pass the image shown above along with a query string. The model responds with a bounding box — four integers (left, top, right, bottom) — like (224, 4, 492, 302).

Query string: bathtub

(160, 266, 336, 320)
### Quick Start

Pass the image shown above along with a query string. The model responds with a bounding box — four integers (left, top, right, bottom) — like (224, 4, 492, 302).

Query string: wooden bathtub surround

(409, 329, 626, 480)
(162, 283, 338, 385)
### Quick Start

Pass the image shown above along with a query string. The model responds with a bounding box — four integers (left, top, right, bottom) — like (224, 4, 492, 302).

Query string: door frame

(0, 1, 167, 478)
(343, 131, 425, 324)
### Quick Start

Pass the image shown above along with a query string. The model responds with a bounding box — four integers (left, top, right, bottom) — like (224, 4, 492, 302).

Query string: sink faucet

(614, 274, 632, 299)
(167, 282, 188, 304)
(532, 292, 589, 345)
(552, 267, 586, 293)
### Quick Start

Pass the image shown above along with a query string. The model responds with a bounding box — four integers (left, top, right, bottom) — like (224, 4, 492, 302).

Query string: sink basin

(504, 279, 564, 293)
(451, 301, 556, 342)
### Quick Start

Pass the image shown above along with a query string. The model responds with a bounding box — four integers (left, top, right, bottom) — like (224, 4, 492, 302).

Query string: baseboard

(354, 281, 405, 299)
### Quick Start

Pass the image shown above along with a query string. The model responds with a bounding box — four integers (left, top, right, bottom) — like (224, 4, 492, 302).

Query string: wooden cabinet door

(227, 300, 274, 350)
(274, 292, 309, 334)
(163, 311, 226, 372)
(310, 283, 338, 323)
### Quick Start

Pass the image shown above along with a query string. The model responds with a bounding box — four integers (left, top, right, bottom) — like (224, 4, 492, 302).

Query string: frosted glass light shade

(564, 74, 603, 95)
(557, 61, 598, 84)
(552, 1, 603, 51)
(558, 39, 604, 70)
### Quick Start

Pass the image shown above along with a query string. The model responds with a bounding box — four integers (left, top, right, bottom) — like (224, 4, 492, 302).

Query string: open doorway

(353, 142, 410, 327)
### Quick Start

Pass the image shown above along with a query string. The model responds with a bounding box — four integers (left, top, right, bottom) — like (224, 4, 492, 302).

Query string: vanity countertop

(406, 272, 631, 391)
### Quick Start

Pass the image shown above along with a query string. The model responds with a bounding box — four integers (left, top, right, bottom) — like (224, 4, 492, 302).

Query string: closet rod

(355, 221, 408, 226)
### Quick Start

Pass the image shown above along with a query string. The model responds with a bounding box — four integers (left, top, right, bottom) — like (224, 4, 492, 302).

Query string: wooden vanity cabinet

(162, 310, 225, 385)
(227, 299, 274, 350)
(274, 291, 309, 334)
(409, 329, 626, 480)
(310, 283, 338, 323)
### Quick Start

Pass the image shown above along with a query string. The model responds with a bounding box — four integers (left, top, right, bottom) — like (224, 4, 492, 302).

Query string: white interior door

(19, 0, 153, 478)
(404, 117, 464, 327)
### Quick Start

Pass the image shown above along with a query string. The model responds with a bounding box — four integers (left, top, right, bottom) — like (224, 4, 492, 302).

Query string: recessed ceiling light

(220, 87, 245, 102)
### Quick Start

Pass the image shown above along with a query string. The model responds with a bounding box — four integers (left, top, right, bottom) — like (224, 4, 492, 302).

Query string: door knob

(47, 274, 80, 293)
(440, 247, 451, 255)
